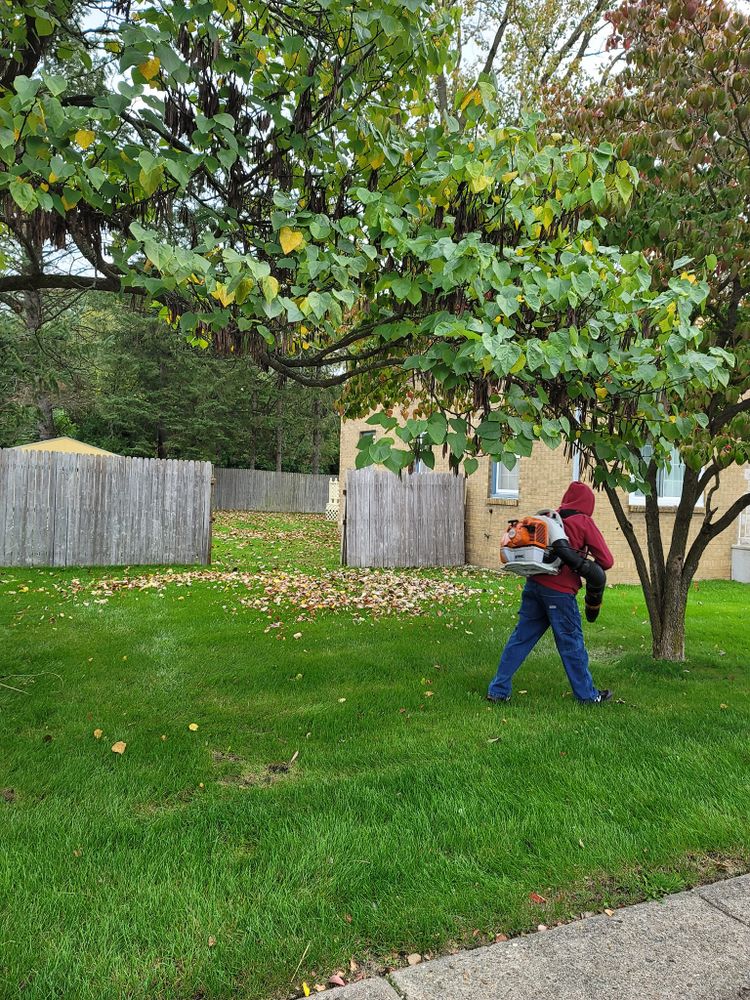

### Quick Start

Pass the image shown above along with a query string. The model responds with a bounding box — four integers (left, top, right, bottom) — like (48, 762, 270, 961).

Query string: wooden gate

(343, 467, 465, 567)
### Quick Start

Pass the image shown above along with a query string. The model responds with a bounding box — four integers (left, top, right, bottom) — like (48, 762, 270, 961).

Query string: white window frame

(411, 433, 431, 474)
(490, 459, 520, 499)
(571, 448, 582, 482)
(629, 446, 703, 507)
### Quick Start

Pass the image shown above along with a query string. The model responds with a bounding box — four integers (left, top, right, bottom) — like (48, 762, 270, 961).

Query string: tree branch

(0, 274, 122, 294)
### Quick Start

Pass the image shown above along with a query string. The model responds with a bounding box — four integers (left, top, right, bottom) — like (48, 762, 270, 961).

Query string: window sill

(628, 503, 705, 515)
(488, 496, 519, 506)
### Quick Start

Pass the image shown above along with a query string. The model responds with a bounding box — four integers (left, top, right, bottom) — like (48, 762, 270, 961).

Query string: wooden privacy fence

(213, 468, 330, 513)
(343, 467, 465, 567)
(0, 449, 213, 567)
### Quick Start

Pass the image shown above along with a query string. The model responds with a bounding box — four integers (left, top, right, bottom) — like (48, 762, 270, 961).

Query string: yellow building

(339, 416, 749, 584)
(11, 436, 115, 456)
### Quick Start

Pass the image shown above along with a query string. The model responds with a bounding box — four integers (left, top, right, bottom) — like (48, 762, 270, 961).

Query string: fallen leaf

(293, 632, 303, 639)
(488, 736, 501, 743)
(111, 741, 126, 755)
(93, 728, 103, 739)
(537, 924, 548, 931)
(604, 908, 614, 917)
(208, 935, 216, 947)
(188, 723, 199, 731)
(529, 892, 547, 904)
(407, 953, 422, 966)
(302, 984, 311, 998)
(494, 933, 509, 943)
(329, 974, 346, 986)
(161, 735, 167, 741)
(73, 848, 82, 857)
(313, 987, 326, 994)
(519, 690, 528, 695)
(344, 913, 353, 923)
(578, 838, 585, 848)
(338, 698, 346, 703)
(424, 691, 434, 697)
(1, 788, 15, 803)
(720, 703, 728, 709)
(349, 958, 358, 972)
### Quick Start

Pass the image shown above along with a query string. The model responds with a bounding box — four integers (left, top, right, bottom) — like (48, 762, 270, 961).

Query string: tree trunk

(156, 359, 168, 458)
(36, 394, 56, 440)
(275, 391, 283, 472)
(649, 569, 688, 660)
(248, 389, 258, 470)
(310, 394, 322, 474)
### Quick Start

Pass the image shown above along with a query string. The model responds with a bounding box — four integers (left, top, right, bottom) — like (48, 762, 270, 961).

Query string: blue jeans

(488, 579, 599, 703)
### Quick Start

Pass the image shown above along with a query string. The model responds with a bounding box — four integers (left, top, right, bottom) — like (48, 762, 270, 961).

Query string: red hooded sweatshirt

(537, 482, 614, 595)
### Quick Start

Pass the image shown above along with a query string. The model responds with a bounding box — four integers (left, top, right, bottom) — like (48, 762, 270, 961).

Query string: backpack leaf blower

(499, 510, 606, 622)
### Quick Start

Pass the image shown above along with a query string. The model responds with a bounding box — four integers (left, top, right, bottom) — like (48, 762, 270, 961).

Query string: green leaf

(464, 457, 479, 476)
(9, 178, 36, 212)
(261, 275, 279, 302)
(614, 175, 633, 205)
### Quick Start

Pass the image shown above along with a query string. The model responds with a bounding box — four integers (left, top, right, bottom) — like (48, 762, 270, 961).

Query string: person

(487, 482, 615, 705)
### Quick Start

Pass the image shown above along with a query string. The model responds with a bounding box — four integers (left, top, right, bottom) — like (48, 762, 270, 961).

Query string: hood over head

(560, 481, 595, 517)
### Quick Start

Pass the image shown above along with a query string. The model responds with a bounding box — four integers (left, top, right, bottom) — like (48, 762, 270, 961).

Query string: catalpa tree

(550, 0, 750, 660)
(0, 2, 737, 661)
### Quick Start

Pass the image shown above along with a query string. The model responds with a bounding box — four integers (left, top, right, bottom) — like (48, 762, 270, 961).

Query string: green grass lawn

(2, 511, 749, 999)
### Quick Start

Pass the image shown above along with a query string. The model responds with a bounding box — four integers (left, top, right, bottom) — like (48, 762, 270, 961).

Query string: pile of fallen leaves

(63, 568, 484, 620)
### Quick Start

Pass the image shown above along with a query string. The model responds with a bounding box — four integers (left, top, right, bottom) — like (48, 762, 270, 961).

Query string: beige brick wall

(340, 416, 748, 584)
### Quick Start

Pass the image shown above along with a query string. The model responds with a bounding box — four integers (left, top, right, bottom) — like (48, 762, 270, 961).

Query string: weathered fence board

(343, 468, 465, 567)
(212, 468, 330, 513)
(0, 449, 212, 568)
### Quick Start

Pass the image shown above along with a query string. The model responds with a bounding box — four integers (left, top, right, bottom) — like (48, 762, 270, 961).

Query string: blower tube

(550, 539, 607, 623)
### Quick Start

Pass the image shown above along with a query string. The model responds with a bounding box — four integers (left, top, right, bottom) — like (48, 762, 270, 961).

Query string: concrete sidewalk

(329, 875, 750, 1000)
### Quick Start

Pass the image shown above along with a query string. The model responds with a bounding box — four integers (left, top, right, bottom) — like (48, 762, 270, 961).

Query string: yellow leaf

(39, 182, 49, 192)
(210, 283, 235, 307)
(501, 170, 518, 184)
(460, 88, 479, 112)
(469, 174, 492, 194)
(680, 271, 697, 284)
(74, 128, 95, 149)
(303, 984, 311, 998)
(595, 387, 608, 400)
(368, 151, 385, 170)
(111, 741, 127, 755)
(188, 723, 199, 731)
(257, 49, 267, 65)
(48, 172, 57, 184)
(138, 56, 161, 81)
(93, 728, 103, 739)
(583, 239, 594, 253)
(279, 227, 304, 255)
(300, 324, 309, 335)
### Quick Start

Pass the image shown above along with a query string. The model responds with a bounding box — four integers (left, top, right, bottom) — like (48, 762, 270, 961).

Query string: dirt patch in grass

(211, 750, 244, 764)
(217, 756, 298, 789)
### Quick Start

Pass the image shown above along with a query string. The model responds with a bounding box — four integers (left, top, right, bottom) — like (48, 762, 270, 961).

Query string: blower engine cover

(500, 510, 568, 577)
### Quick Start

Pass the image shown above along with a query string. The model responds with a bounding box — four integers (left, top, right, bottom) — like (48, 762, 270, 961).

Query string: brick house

(339, 416, 749, 584)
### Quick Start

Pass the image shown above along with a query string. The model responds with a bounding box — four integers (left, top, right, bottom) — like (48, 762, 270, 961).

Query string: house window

(490, 460, 520, 498)
(359, 429, 375, 441)
(413, 433, 429, 474)
(630, 446, 687, 506)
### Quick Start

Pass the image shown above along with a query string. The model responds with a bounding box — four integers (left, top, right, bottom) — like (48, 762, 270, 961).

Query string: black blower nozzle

(550, 540, 607, 623)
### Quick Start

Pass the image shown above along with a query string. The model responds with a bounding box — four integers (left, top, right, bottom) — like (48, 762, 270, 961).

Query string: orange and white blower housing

(499, 510, 568, 577)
